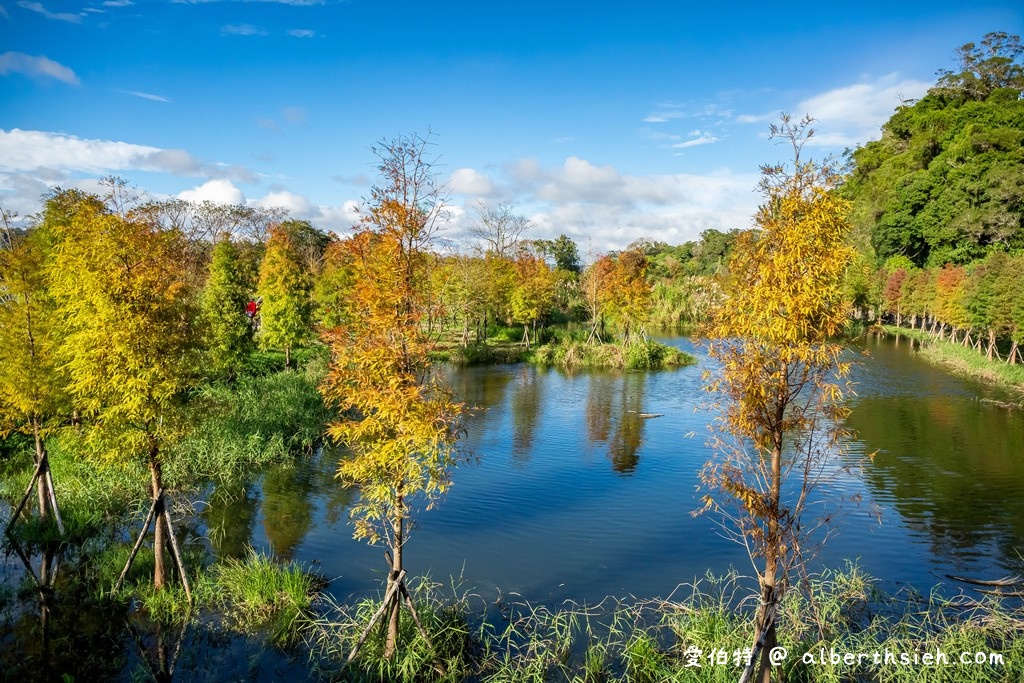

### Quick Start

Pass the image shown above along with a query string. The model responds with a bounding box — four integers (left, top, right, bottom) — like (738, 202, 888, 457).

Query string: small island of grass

(433, 326, 696, 370)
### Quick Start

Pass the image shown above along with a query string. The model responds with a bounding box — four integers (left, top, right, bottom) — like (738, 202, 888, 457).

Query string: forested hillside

(843, 31, 1024, 267)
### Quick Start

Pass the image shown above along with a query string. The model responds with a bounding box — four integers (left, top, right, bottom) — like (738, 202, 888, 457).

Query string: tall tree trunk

(150, 457, 166, 590)
(285, 345, 291, 369)
(385, 497, 404, 659)
(1008, 341, 1019, 365)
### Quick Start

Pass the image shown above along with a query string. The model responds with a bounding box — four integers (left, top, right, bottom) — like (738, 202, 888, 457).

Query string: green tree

(49, 196, 198, 593)
(256, 223, 313, 368)
(935, 31, 1024, 100)
(202, 237, 255, 380)
(699, 114, 856, 683)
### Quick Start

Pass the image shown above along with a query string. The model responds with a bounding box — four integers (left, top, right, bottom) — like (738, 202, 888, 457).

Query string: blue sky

(1, 1, 1021, 251)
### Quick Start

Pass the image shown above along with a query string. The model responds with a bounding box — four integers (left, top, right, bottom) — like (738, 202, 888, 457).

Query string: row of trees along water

(841, 32, 1024, 363)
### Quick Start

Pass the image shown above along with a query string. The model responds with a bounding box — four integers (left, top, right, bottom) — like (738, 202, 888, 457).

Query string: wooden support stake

(43, 464, 64, 536)
(115, 490, 161, 593)
(346, 570, 405, 664)
(5, 457, 45, 535)
(399, 581, 447, 676)
(161, 506, 192, 603)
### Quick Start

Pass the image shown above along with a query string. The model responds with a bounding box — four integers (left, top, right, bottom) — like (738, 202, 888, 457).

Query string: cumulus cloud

(447, 156, 760, 252)
(796, 74, 931, 147)
(253, 188, 314, 215)
(178, 179, 245, 205)
(17, 1, 82, 22)
(0, 128, 210, 177)
(448, 168, 494, 197)
(287, 28, 316, 38)
(0, 128, 257, 185)
(0, 52, 79, 84)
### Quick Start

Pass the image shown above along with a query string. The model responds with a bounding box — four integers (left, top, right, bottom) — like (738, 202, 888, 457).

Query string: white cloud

(448, 168, 494, 197)
(450, 156, 761, 251)
(253, 189, 314, 215)
(796, 74, 931, 147)
(103, 0, 133, 6)
(673, 134, 718, 149)
(221, 23, 267, 36)
(0, 129, 257, 185)
(287, 28, 316, 38)
(0, 52, 79, 84)
(17, 1, 82, 22)
(643, 103, 685, 123)
(735, 74, 932, 148)
(178, 179, 245, 205)
(118, 89, 171, 102)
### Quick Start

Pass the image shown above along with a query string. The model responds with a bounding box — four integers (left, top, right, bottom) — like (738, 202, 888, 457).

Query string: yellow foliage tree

(699, 114, 856, 683)
(319, 133, 463, 663)
(48, 196, 198, 594)
(0, 206, 67, 534)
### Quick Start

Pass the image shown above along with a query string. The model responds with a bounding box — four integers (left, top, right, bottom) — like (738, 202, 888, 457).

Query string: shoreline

(880, 324, 1024, 396)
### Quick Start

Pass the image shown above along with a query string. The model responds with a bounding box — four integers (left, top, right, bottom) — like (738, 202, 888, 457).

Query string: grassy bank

(298, 565, 1024, 682)
(881, 325, 1024, 394)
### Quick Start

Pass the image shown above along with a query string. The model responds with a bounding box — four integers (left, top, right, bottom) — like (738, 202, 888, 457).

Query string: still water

(208, 334, 1024, 605)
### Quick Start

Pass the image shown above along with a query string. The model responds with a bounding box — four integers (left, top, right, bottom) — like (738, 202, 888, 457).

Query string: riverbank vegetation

(1, 30, 1023, 681)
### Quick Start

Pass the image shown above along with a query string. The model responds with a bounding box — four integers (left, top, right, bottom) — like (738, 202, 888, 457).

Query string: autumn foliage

(700, 115, 855, 683)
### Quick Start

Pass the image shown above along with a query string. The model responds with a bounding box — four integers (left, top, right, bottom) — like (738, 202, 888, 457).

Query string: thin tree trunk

(385, 499, 404, 659)
(1008, 341, 1019, 365)
(34, 424, 49, 522)
(150, 459, 166, 590)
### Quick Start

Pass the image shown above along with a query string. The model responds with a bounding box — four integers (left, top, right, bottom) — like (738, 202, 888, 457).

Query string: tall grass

(302, 577, 477, 682)
(299, 566, 1023, 682)
(165, 360, 331, 486)
(529, 336, 695, 371)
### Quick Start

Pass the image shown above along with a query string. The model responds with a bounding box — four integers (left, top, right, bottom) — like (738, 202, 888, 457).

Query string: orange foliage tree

(319, 132, 463, 662)
(699, 114, 856, 683)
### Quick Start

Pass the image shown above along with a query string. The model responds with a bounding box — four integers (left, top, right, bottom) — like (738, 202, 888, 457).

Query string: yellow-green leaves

(48, 198, 198, 462)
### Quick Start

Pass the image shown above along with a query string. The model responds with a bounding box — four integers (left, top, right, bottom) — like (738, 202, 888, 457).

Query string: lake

(205, 333, 1024, 607)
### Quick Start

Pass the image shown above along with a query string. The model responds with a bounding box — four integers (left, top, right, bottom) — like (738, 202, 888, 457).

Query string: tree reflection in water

(586, 371, 648, 474)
